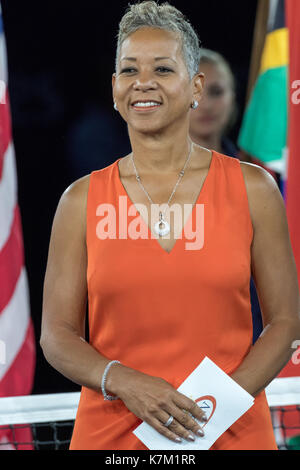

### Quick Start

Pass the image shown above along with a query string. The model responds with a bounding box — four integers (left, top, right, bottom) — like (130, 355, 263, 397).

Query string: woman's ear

(112, 73, 116, 103)
(193, 72, 205, 102)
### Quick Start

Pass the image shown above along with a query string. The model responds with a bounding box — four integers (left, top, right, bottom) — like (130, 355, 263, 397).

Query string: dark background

(1, 0, 258, 394)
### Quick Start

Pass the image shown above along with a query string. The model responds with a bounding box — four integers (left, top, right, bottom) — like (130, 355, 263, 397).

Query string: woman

(189, 48, 238, 158)
(40, 1, 300, 450)
(189, 49, 263, 344)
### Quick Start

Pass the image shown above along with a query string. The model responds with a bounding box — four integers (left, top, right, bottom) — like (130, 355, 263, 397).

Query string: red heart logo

(195, 395, 217, 427)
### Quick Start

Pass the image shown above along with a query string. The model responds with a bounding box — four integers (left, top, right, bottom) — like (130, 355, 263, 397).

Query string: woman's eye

(119, 66, 173, 75)
(156, 67, 172, 73)
(208, 87, 225, 97)
(120, 68, 137, 74)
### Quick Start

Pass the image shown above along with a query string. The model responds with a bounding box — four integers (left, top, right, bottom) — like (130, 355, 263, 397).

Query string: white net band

(0, 377, 299, 426)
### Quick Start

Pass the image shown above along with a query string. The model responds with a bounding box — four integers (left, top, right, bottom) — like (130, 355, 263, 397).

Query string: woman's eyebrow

(154, 57, 176, 63)
(120, 56, 177, 63)
(120, 57, 137, 62)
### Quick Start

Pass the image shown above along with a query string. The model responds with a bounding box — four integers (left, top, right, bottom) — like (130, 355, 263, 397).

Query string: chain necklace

(131, 144, 193, 237)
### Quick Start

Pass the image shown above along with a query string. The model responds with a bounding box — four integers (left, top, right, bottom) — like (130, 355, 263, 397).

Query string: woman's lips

(131, 103, 162, 112)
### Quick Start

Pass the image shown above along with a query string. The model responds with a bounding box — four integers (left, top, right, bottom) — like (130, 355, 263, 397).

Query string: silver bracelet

(101, 360, 121, 401)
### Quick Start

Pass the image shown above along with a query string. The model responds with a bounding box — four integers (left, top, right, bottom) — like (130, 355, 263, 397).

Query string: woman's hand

(106, 364, 207, 443)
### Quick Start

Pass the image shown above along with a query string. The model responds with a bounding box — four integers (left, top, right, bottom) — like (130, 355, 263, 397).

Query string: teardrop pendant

(154, 211, 170, 237)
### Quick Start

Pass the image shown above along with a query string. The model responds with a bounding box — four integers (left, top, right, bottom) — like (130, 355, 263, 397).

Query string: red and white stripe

(0, 4, 35, 406)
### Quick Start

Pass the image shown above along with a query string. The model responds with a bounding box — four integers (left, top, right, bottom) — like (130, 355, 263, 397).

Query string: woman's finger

(155, 410, 200, 442)
(173, 391, 208, 423)
(144, 415, 183, 443)
(163, 403, 205, 437)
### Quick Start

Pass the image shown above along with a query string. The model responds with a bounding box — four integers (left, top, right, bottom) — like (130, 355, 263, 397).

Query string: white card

(133, 356, 254, 450)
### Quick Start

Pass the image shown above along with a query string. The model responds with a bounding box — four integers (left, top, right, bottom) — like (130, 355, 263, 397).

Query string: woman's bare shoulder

(62, 174, 90, 201)
(239, 161, 286, 231)
(239, 161, 278, 188)
(57, 174, 90, 213)
(53, 174, 91, 235)
(239, 161, 280, 200)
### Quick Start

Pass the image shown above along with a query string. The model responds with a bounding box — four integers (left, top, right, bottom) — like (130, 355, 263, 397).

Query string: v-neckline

(115, 150, 215, 256)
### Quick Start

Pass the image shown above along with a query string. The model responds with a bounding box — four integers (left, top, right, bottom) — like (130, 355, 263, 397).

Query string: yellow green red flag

(238, 0, 288, 174)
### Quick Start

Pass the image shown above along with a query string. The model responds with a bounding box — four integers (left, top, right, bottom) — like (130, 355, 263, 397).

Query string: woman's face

(189, 62, 235, 140)
(112, 27, 203, 135)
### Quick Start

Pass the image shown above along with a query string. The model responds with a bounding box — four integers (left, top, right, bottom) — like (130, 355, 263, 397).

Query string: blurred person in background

(190, 49, 263, 344)
(189, 48, 239, 159)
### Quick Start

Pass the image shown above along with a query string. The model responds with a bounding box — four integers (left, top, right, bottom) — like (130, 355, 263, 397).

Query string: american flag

(0, 4, 35, 449)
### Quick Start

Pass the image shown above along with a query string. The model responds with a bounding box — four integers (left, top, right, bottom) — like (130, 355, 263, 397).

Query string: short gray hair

(115, 1, 201, 80)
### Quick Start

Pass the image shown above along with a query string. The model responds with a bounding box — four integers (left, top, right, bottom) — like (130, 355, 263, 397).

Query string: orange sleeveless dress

(69, 151, 277, 450)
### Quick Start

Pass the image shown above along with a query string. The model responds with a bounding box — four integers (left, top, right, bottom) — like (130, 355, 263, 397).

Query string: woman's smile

(131, 101, 163, 112)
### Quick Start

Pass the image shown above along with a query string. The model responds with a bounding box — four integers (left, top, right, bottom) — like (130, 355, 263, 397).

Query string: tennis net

(0, 377, 299, 450)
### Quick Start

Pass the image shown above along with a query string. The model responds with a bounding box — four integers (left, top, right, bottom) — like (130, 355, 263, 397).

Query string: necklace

(131, 144, 193, 237)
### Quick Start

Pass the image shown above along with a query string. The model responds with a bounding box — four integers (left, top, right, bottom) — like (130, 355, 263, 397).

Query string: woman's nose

(133, 74, 157, 91)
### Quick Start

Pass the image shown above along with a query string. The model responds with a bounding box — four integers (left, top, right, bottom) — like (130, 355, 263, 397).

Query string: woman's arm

(230, 163, 300, 396)
(40, 175, 115, 391)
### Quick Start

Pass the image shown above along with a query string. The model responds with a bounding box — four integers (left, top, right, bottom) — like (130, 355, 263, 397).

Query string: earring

(191, 100, 199, 109)
(114, 102, 118, 111)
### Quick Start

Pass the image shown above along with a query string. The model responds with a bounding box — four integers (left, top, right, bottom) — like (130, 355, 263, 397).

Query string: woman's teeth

(133, 102, 161, 108)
